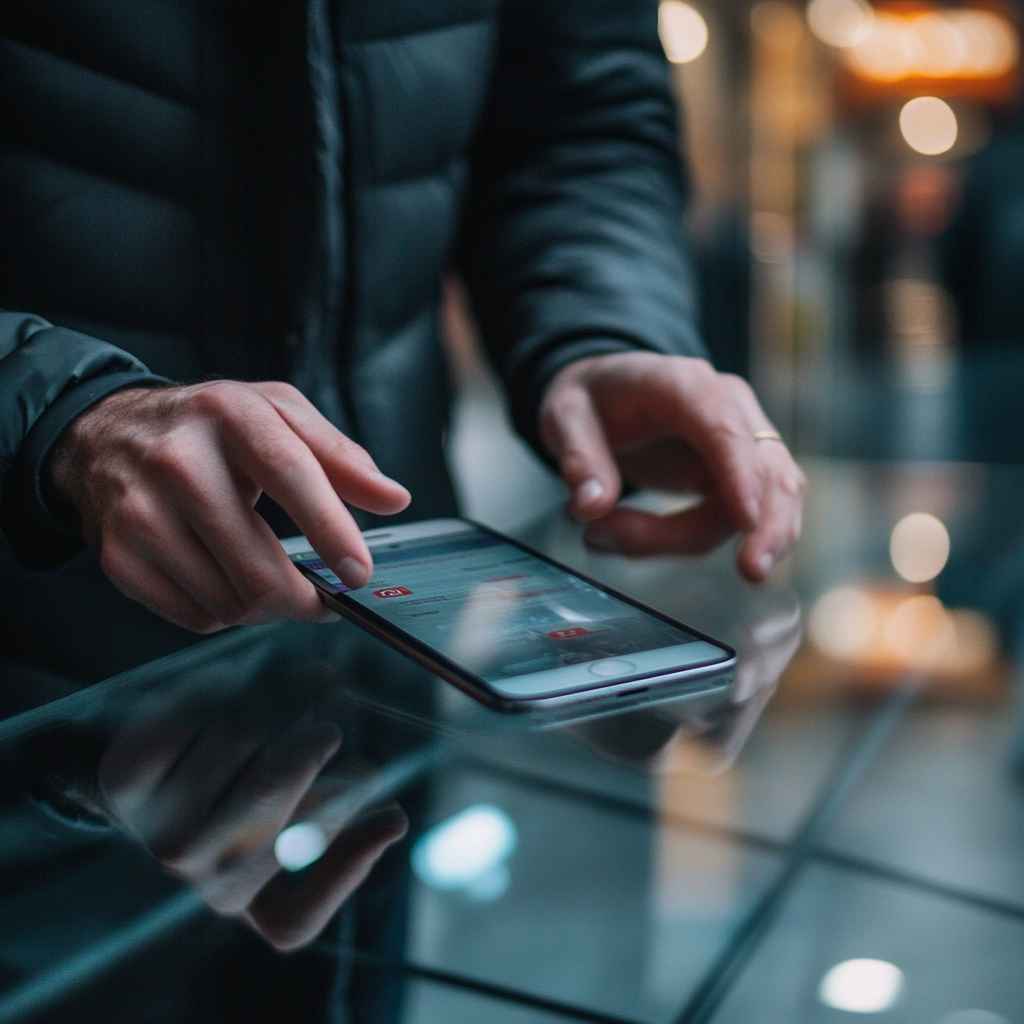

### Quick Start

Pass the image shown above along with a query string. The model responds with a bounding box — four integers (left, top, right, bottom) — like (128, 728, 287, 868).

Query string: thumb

(539, 385, 622, 522)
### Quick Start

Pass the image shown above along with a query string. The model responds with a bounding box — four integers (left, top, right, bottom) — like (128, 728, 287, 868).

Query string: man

(1, 0, 803, 655)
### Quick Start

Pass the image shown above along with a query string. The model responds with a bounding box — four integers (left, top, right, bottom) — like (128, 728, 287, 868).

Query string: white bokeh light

(807, 0, 874, 49)
(412, 804, 517, 899)
(810, 586, 879, 660)
(659, 2, 709, 64)
(275, 821, 328, 872)
(889, 512, 951, 582)
(899, 97, 959, 156)
(818, 958, 905, 1014)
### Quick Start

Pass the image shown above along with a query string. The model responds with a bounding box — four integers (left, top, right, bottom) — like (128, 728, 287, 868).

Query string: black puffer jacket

(0, 0, 701, 666)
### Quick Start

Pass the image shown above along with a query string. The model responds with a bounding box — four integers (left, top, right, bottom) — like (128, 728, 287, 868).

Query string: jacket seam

(2, 142, 196, 217)
(0, 35, 198, 112)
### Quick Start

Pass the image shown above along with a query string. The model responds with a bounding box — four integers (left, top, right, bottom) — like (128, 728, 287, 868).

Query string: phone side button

(588, 659, 636, 678)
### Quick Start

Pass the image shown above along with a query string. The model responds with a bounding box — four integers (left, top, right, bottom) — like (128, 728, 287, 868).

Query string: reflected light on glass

(806, 0, 874, 49)
(412, 804, 517, 898)
(818, 958, 905, 1014)
(948, 609, 998, 675)
(883, 594, 955, 666)
(889, 512, 951, 583)
(659, 2, 709, 64)
(810, 586, 879, 660)
(275, 821, 329, 872)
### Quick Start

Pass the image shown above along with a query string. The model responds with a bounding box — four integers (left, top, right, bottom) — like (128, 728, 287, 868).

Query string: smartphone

(282, 519, 735, 712)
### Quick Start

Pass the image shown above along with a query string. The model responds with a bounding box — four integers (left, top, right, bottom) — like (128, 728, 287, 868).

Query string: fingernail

(337, 556, 371, 589)
(577, 478, 605, 508)
(585, 525, 618, 552)
(757, 552, 774, 577)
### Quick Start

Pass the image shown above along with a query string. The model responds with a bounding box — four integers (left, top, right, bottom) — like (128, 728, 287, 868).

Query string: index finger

(223, 401, 374, 589)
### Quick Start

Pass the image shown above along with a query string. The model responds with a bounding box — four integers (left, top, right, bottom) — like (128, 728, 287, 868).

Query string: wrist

(46, 387, 157, 531)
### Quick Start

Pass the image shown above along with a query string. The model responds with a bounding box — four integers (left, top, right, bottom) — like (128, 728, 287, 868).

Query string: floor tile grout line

(454, 754, 790, 856)
(810, 847, 1024, 923)
(457, 747, 1024, 928)
(672, 682, 921, 1024)
(348, 951, 645, 1024)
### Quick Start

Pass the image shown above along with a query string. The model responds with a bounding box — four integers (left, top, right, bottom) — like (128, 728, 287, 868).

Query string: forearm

(0, 311, 169, 567)
(457, 0, 704, 449)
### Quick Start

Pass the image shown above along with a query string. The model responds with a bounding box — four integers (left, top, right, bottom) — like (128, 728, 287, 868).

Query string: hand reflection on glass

(95, 692, 407, 951)
(566, 600, 802, 775)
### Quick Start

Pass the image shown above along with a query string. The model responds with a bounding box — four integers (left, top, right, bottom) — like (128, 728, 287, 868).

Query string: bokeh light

(412, 804, 517, 899)
(946, 609, 999, 675)
(844, 9, 1019, 83)
(883, 594, 955, 665)
(810, 585, 880, 660)
(819, 958, 905, 1014)
(275, 821, 328, 872)
(806, 0, 874, 49)
(889, 512, 951, 582)
(952, 10, 1019, 77)
(847, 14, 923, 82)
(900, 97, 958, 155)
(659, 1, 709, 64)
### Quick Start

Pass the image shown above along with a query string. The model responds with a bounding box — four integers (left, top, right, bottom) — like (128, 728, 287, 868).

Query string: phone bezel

(290, 518, 736, 711)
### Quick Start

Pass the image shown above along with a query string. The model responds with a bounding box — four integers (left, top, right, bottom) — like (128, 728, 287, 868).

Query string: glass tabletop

(1, 455, 1021, 1024)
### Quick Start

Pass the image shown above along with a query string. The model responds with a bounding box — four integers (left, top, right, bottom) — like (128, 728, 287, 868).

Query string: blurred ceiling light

(659, 1, 709, 64)
(807, 0, 874, 49)
(883, 594, 955, 665)
(951, 10, 1019, 77)
(819, 958, 905, 1014)
(889, 512, 951, 582)
(916, 13, 969, 77)
(899, 96, 958, 155)
(843, 8, 1019, 83)
(809, 585, 880, 660)
(847, 14, 922, 81)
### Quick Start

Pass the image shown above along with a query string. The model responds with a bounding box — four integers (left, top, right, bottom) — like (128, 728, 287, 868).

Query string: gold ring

(753, 430, 784, 443)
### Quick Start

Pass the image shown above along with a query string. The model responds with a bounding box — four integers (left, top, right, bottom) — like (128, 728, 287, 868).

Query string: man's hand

(49, 381, 411, 632)
(539, 353, 805, 582)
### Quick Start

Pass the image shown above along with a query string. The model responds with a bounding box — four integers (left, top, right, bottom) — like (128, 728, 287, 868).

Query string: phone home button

(588, 658, 636, 678)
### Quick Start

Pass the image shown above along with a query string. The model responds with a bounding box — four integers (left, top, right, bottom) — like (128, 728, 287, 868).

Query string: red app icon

(546, 627, 590, 640)
(374, 586, 412, 599)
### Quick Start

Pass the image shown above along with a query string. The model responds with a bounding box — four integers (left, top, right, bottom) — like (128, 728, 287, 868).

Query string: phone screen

(290, 524, 729, 700)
